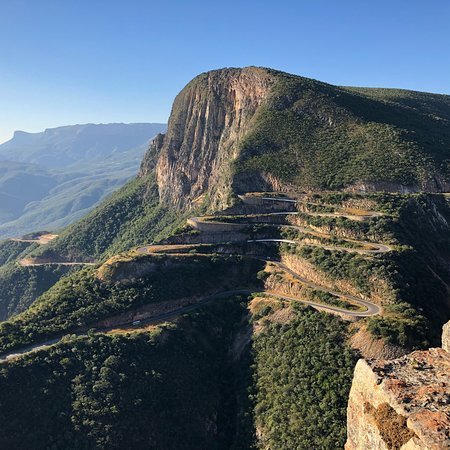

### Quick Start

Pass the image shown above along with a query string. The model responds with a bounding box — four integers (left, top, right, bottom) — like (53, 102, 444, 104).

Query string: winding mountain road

(19, 260, 95, 267)
(0, 281, 379, 364)
(138, 194, 386, 317)
(0, 290, 251, 363)
(190, 215, 391, 254)
(10, 233, 58, 245)
(0, 193, 386, 363)
(11, 232, 95, 267)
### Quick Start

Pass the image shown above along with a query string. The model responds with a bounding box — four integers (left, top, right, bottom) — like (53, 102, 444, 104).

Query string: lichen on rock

(346, 334, 450, 449)
(363, 402, 416, 449)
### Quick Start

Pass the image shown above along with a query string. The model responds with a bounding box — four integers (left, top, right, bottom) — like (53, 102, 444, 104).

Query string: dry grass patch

(364, 402, 416, 449)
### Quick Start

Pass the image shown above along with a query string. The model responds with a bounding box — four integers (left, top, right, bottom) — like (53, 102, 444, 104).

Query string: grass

(232, 69, 450, 191)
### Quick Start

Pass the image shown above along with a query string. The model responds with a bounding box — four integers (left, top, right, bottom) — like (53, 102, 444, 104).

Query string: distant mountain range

(0, 68, 450, 449)
(0, 123, 166, 238)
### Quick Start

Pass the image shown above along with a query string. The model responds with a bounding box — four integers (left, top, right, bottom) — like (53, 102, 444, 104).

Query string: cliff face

(443, 321, 450, 352)
(346, 321, 450, 450)
(346, 179, 450, 195)
(151, 67, 275, 210)
(137, 66, 450, 212)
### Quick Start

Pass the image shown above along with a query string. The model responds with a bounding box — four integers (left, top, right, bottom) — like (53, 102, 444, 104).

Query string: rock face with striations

(442, 321, 450, 353)
(151, 67, 276, 210)
(345, 321, 450, 450)
(139, 66, 450, 212)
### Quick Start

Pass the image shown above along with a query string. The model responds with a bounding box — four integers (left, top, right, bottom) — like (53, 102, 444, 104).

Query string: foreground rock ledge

(443, 321, 450, 353)
(345, 347, 450, 449)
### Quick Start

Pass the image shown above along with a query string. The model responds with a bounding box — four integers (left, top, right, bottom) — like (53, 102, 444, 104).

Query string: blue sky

(0, 0, 449, 143)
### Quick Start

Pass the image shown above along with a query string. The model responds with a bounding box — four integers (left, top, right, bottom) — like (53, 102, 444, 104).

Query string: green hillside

(234, 69, 450, 191)
(1, 67, 450, 450)
(0, 255, 262, 352)
(0, 299, 246, 450)
(33, 174, 184, 262)
(0, 239, 80, 321)
(0, 174, 182, 323)
(0, 297, 355, 450)
(0, 123, 166, 239)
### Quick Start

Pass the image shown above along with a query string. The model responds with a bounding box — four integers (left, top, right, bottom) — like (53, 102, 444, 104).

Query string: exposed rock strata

(136, 67, 450, 218)
(346, 321, 450, 449)
(443, 321, 450, 352)
(153, 67, 276, 210)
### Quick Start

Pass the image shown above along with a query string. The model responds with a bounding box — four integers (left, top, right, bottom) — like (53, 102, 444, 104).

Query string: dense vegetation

(33, 174, 184, 262)
(280, 193, 450, 347)
(0, 297, 252, 450)
(0, 255, 262, 352)
(0, 239, 78, 321)
(1, 68, 450, 449)
(0, 296, 358, 450)
(291, 246, 432, 347)
(365, 194, 450, 346)
(0, 263, 77, 321)
(234, 70, 450, 190)
(292, 212, 396, 244)
(0, 174, 185, 325)
(0, 239, 34, 265)
(252, 302, 358, 449)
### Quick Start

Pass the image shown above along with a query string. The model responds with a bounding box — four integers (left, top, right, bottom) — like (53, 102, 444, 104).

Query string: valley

(0, 67, 449, 449)
(0, 191, 385, 362)
(0, 123, 166, 239)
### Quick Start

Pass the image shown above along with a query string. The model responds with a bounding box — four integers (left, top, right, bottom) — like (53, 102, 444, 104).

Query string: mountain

(153, 67, 450, 210)
(0, 123, 166, 238)
(0, 68, 449, 449)
(0, 161, 56, 223)
(0, 123, 164, 168)
(34, 66, 450, 264)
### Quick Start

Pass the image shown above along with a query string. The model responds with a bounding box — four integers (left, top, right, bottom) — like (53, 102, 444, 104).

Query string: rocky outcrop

(346, 179, 450, 194)
(443, 321, 450, 353)
(97, 254, 191, 283)
(140, 132, 165, 176)
(137, 66, 450, 214)
(349, 327, 409, 360)
(346, 321, 450, 449)
(149, 67, 277, 210)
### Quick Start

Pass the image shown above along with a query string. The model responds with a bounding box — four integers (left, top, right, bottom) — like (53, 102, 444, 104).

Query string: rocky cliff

(346, 321, 450, 449)
(150, 67, 276, 210)
(443, 321, 450, 353)
(138, 66, 450, 212)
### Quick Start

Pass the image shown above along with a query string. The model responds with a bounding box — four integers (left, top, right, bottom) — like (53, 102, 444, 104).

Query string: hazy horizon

(1, 0, 449, 144)
(0, 121, 167, 145)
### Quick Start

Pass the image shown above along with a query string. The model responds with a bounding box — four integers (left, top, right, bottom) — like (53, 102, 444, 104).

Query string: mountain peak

(12, 130, 31, 139)
(146, 67, 450, 212)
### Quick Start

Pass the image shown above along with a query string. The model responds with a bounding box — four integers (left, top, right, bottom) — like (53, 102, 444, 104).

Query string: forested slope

(0, 67, 450, 449)
(0, 297, 356, 450)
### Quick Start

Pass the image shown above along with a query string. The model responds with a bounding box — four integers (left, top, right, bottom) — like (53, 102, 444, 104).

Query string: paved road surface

(1, 192, 384, 363)
(0, 290, 251, 363)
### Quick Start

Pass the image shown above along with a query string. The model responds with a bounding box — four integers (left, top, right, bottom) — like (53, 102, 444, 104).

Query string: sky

(0, 0, 449, 144)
